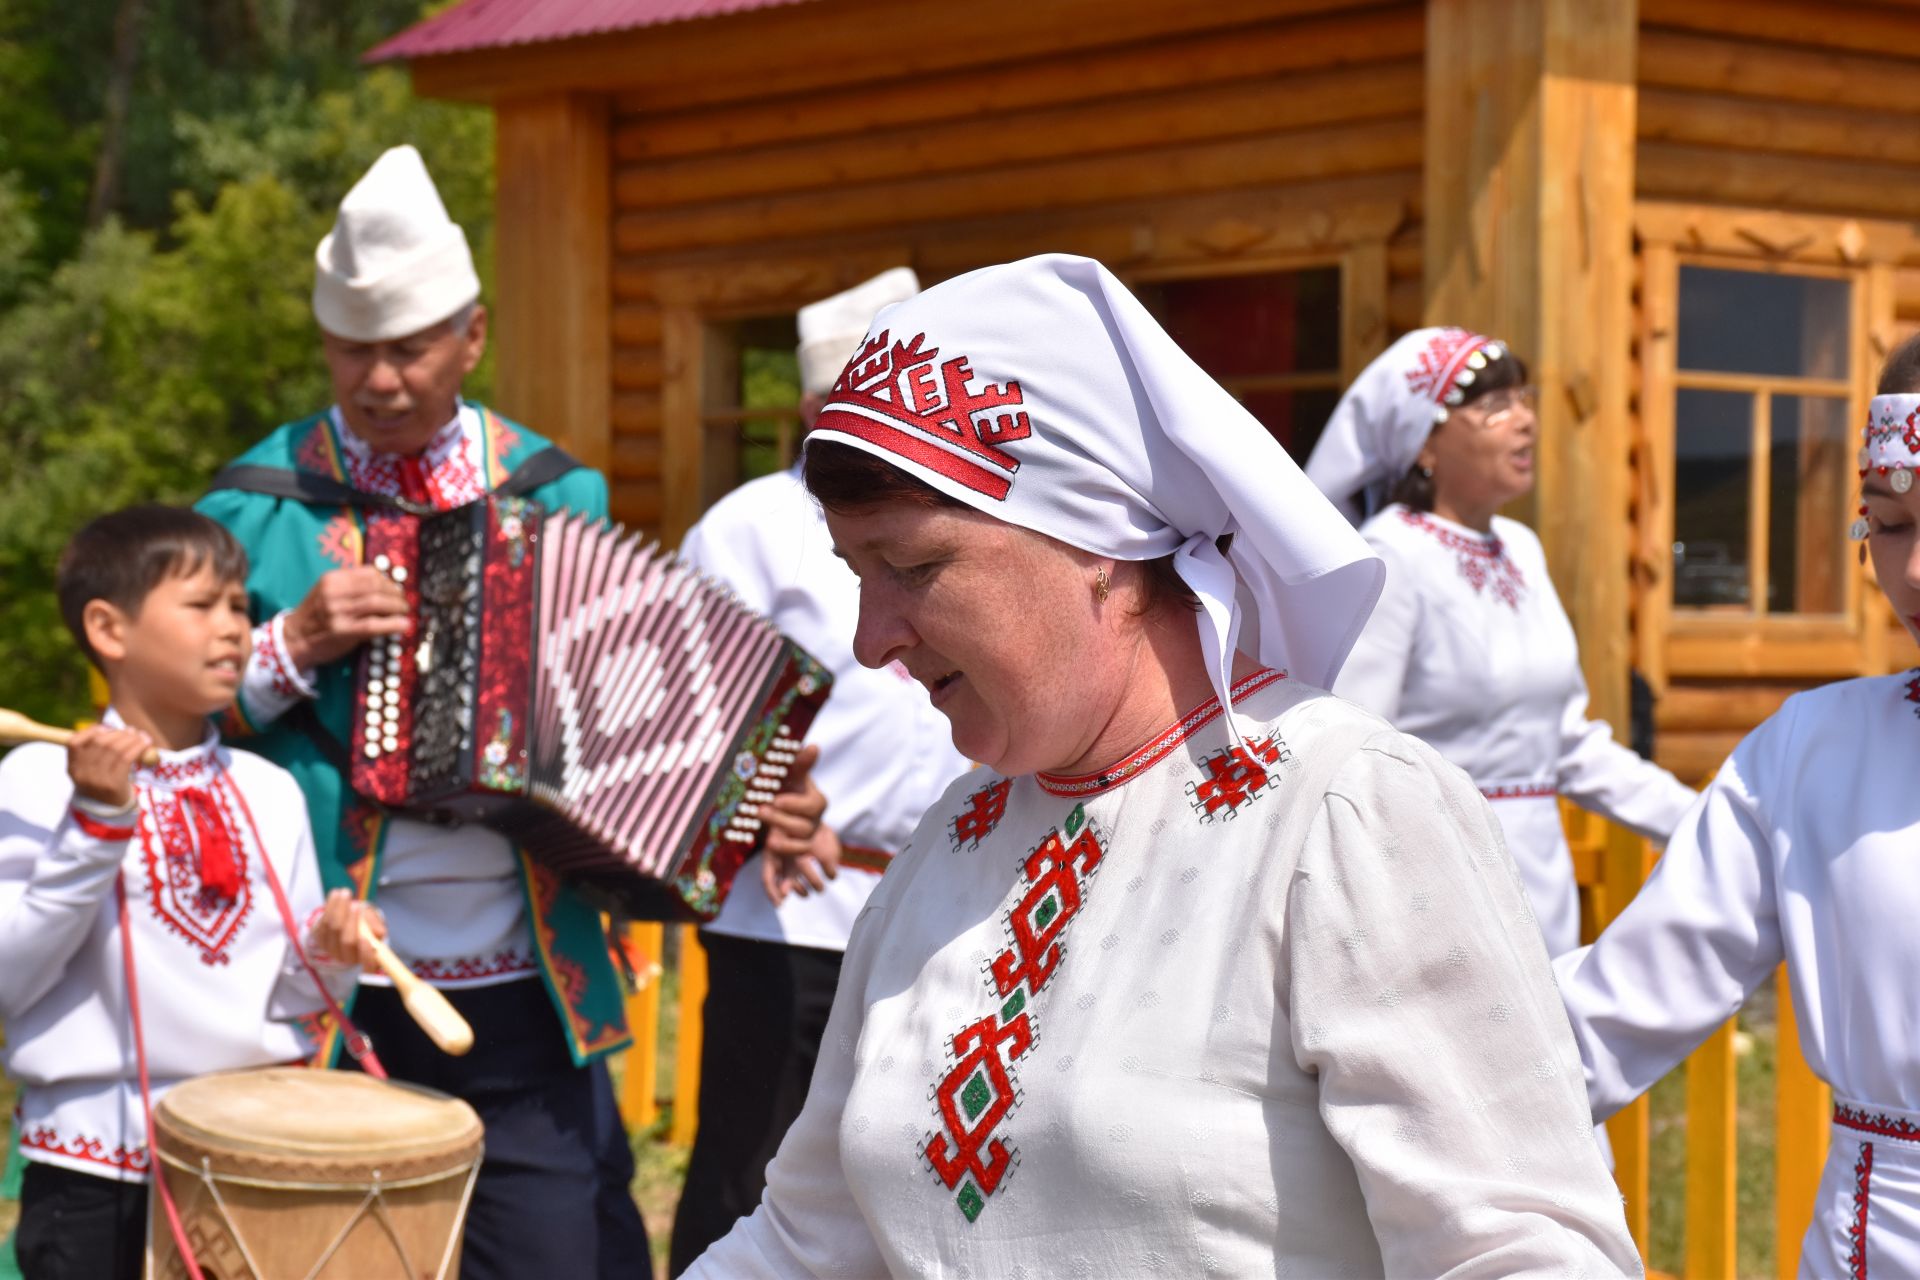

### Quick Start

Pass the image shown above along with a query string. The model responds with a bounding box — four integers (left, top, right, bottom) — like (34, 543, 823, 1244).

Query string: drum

(147, 1067, 484, 1280)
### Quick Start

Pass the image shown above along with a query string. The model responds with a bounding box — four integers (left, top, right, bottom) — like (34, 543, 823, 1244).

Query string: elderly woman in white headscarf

(1305, 330, 1696, 960)
(681, 259, 1639, 1278)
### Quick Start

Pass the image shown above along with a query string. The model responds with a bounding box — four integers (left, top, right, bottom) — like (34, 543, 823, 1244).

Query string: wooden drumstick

(0, 708, 161, 765)
(358, 921, 475, 1056)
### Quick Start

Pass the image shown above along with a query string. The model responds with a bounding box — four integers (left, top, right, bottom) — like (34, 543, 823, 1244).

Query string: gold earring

(1094, 568, 1111, 602)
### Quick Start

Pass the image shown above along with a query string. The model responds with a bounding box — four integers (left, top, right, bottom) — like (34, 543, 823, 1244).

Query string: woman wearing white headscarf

(683, 259, 1639, 1277)
(1306, 329, 1696, 959)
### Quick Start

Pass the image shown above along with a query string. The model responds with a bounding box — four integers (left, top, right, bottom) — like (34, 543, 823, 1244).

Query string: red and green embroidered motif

(1187, 735, 1291, 822)
(922, 802, 1103, 1222)
(951, 777, 1012, 851)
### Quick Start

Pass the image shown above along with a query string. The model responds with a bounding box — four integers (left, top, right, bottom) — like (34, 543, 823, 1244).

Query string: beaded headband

(1850, 394, 1920, 541)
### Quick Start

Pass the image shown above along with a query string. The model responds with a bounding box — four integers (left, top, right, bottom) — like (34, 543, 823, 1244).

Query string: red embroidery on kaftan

(1397, 509, 1527, 608)
(951, 778, 1013, 851)
(1848, 1141, 1874, 1279)
(922, 807, 1103, 1222)
(315, 511, 360, 569)
(1036, 667, 1287, 798)
(988, 823, 1105, 998)
(408, 950, 539, 983)
(137, 771, 256, 966)
(816, 330, 1031, 501)
(1187, 735, 1290, 821)
(19, 1124, 149, 1175)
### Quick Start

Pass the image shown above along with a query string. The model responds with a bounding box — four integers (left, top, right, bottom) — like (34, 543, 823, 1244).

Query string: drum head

(156, 1067, 482, 1169)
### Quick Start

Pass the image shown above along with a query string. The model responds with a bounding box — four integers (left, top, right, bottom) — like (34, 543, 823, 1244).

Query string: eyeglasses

(1460, 386, 1538, 424)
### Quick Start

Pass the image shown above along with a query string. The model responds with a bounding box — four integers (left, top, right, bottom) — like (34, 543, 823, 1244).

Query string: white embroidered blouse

(1335, 505, 1697, 956)
(685, 672, 1641, 1278)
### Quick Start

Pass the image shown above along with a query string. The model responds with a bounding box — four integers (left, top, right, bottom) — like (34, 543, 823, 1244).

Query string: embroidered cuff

(241, 612, 319, 725)
(69, 801, 137, 841)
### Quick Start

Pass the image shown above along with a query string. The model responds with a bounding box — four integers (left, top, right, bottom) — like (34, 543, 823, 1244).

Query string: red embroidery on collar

(137, 768, 256, 966)
(817, 330, 1032, 501)
(1036, 667, 1287, 798)
(340, 416, 485, 511)
(1397, 509, 1527, 609)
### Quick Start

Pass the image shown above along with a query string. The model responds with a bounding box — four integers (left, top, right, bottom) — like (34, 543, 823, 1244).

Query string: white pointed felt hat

(797, 267, 920, 395)
(312, 145, 481, 342)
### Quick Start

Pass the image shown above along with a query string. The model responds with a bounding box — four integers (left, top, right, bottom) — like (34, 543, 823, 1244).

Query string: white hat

(312, 145, 480, 343)
(1303, 326, 1507, 524)
(797, 267, 920, 396)
(808, 254, 1383, 720)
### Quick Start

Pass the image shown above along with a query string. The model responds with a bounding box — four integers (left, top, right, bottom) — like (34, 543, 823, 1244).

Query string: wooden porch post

(1424, 0, 1639, 731)
(492, 93, 613, 478)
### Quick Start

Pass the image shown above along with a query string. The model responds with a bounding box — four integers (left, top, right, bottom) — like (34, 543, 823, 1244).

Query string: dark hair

(57, 505, 250, 667)
(1387, 347, 1532, 513)
(1879, 331, 1920, 395)
(802, 438, 1198, 613)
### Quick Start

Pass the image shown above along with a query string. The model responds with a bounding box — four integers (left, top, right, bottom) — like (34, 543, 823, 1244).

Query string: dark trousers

(15, 1161, 147, 1280)
(667, 931, 844, 1276)
(347, 978, 652, 1280)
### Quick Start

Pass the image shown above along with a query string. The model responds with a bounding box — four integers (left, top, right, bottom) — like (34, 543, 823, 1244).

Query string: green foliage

(0, 3, 494, 724)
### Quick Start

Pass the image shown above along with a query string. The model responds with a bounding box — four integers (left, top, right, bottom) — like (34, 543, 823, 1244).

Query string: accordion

(349, 496, 832, 921)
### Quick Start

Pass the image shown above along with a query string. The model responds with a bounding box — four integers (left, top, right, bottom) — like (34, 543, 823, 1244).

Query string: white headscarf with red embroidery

(1852, 394, 1920, 539)
(1304, 326, 1507, 525)
(806, 253, 1383, 724)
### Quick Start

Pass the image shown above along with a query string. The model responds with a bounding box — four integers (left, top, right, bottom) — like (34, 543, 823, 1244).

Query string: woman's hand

(307, 888, 388, 973)
(760, 744, 839, 905)
(66, 725, 153, 811)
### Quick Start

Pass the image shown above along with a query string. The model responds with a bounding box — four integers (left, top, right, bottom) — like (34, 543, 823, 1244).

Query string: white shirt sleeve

(1293, 733, 1642, 1277)
(1553, 726, 1785, 1122)
(0, 749, 126, 1020)
(237, 611, 319, 728)
(1330, 538, 1418, 721)
(681, 857, 905, 1277)
(1554, 676, 1699, 843)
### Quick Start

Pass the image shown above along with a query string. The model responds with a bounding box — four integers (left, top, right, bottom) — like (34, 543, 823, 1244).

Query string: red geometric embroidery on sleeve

(254, 619, 306, 701)
(70, 808, 136, 841)
(1848, 1140, 1874, 1279)
(951, 778, 1012, 851)
(921, 804, 1102, 1223)
(1187, 735, 1291, 822)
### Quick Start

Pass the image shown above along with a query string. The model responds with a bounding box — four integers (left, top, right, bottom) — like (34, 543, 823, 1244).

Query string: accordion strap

(204, 444, 584, 511)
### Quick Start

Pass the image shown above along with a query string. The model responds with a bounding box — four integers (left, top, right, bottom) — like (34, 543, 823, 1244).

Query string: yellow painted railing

(618, 813, 1831, 1276)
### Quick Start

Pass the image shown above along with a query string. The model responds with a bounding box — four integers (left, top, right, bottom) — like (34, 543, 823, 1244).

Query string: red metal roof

(366, 0, 815, 63)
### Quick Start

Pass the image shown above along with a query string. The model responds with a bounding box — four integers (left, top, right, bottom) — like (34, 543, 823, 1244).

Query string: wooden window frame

(1637, 202, 1912, 682)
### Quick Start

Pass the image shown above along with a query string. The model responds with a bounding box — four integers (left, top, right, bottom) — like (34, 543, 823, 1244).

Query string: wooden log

(1654, 730, 1746, 785)
(1386, 231, 1422, 283)
(611, 263, 656, 303)
(613, 347, 664, 392)
(1666, 626, 1874, 678)
(611, 477, 663, 528)
(613, 117, 1423, 255)
(491, 94, 612, 477)
(612, 390, 661, 434)
(612, 303, 662, 347)
(615, 60, 1424, 211)
(611, 433, 663, 481)
(1386, 275, 1423, 337)
(1635, 201, 1920, 267)
(1638, 141, 1920, 222)
(1639, 30, 1920, 116)
(412, 0, 1394, 106)
(1639, 88, 1920, 169)
(610, 6, 1424, 160)
(1642, 0, 1920, 60)
(1653, 682, 1797, 732)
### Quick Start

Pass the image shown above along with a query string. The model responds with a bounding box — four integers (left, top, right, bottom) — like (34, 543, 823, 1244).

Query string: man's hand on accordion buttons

(283, 567, 411, 669)
(762, 743, 838, 905)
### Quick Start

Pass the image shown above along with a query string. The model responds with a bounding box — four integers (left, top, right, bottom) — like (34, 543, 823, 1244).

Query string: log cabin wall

(1632, 0, 1920, 780)
(597, 0, 1428, 541)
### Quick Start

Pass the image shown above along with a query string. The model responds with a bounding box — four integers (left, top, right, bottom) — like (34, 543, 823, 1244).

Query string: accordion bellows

(350, 497, 832, 920)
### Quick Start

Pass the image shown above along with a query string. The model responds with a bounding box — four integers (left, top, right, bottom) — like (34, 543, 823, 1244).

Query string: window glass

(701, 315, 802, 509)
(1133, 267, 1342, 460)
(1671, 388, 1753, 609)
(1767, 394, 1851, 615)
(1677, 266, 1850, 379)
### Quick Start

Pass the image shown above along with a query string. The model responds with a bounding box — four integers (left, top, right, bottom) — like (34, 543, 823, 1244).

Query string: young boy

(1555, 334, 1920, 1275)
(0, 505, 382, 1280)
